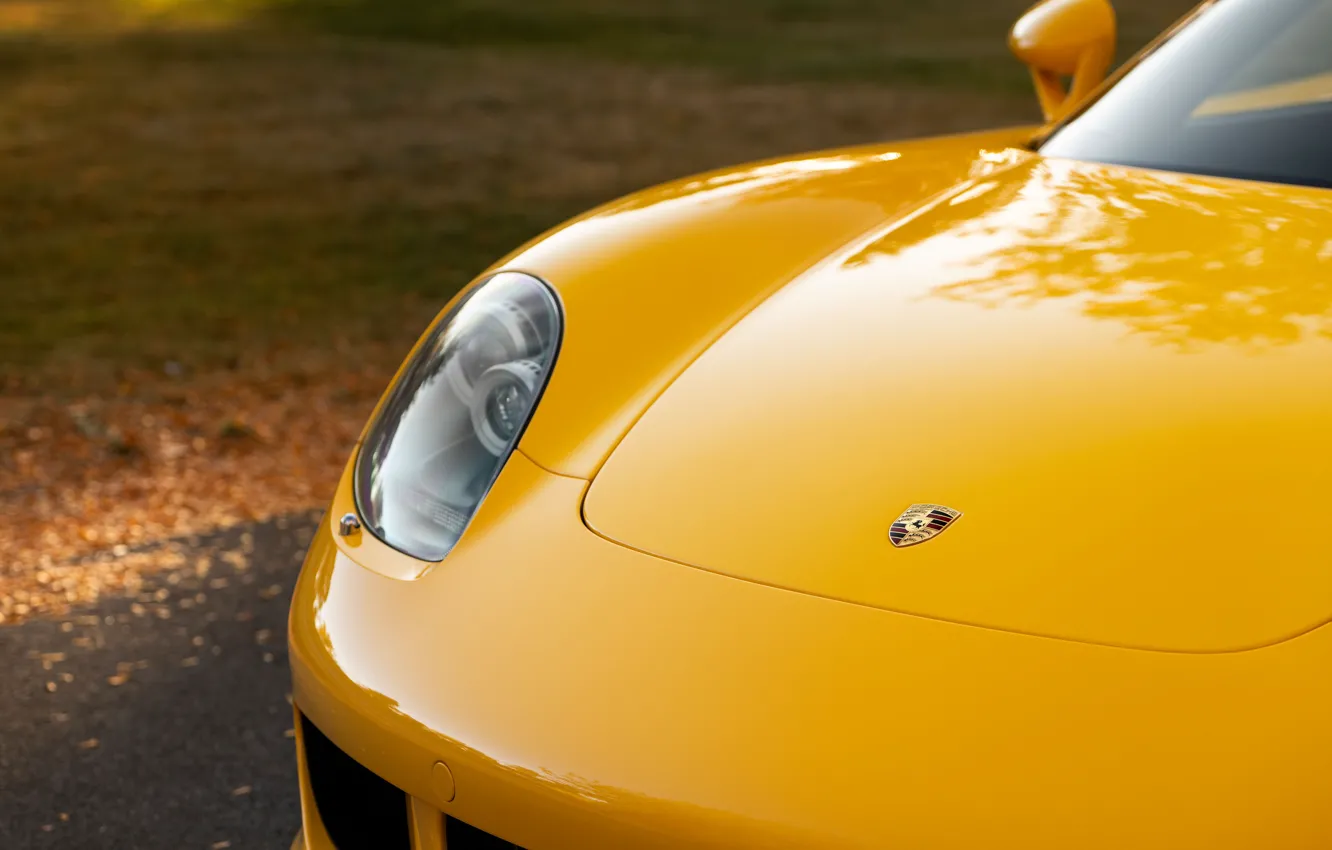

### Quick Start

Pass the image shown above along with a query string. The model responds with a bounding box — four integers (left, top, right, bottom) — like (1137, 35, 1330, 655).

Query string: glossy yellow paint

(289, 12, 1332, 845)
(585, 156, 1332, 654)
(297, 121, 1332, 847)
(293, 450, 1332, 849)
(409, 795, 446, 850)
(1010, 0, 1117, 121)
(506, 128, 1038, 479)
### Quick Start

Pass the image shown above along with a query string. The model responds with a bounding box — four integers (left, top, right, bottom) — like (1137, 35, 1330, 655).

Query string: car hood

(505, 128, 1037, 477)
(584, 156, 1332, 653)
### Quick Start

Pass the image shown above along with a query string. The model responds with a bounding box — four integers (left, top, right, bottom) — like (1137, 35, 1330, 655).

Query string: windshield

(1042, 0, 1332, 189)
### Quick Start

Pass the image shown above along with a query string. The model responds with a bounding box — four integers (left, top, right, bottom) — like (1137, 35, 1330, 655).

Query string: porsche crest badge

(890, 504, 962, 548)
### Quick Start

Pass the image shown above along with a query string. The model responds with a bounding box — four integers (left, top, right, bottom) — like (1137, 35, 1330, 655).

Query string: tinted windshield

(1043, 0, 1332, 188)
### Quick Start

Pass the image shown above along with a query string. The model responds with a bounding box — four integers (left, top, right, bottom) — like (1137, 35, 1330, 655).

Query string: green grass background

(0, 0, 1199, 386)
(271, 0, 1187, 89)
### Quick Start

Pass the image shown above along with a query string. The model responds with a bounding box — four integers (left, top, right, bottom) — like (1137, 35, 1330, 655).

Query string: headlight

(354, 272, 561, 561)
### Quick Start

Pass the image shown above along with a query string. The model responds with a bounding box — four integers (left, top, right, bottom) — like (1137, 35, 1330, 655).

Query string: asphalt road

(0, 515, 321, 849)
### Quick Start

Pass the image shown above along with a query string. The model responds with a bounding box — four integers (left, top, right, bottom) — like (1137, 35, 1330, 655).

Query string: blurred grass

(0, 0, 1198, 389)
(268, 0, 1191, 93)
(271, 0, 1033, 93)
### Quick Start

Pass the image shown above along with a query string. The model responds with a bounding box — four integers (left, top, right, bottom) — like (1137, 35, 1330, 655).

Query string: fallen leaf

(0, 364, 380, 623)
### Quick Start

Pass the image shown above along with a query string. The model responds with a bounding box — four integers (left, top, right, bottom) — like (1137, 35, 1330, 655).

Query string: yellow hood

(585, 156, 1332, 653)
(506, 128, 1035, 477)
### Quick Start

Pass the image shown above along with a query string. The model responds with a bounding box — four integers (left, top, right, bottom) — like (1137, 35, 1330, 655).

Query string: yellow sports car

(288, 0, 1332, 847)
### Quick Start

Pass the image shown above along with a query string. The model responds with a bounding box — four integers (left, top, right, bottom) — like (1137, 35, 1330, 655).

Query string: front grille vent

(300, 714, 412, 850)
(447, 816, 523, 848)
(301, 712, 526, 849)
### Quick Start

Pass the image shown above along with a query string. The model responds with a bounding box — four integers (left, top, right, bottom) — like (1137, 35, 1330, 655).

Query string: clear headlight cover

(354, 272, 561, 561)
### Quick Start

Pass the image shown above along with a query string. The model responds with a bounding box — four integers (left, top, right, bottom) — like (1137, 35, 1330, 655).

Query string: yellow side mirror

(1009, 0, 1117, 123)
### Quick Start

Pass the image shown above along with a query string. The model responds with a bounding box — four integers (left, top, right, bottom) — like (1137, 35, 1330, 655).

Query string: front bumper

(289, 452, 819, 849)
(289, 452, 1332, 849)
(291, 704, 461, 849)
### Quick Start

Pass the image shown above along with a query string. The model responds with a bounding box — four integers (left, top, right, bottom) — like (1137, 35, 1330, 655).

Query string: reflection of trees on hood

(848, 158, 1332, 349)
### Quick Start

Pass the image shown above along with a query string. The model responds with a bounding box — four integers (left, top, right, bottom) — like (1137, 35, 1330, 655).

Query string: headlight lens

(354, 272, 561, 561)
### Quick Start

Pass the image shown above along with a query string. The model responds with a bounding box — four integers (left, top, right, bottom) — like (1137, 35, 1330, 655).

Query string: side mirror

(1009, 0, 1117, 123)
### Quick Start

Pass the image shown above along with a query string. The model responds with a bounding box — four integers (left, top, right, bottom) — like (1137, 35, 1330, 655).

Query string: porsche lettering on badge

(889, 504, 962, 548)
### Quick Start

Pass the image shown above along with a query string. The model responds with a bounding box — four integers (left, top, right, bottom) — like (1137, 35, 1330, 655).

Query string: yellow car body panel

(504, 128, 1037, 479)
(292, 452, 1332, 849)
(585, 155, 1332, 655)
(289, 35, 1332, 848)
